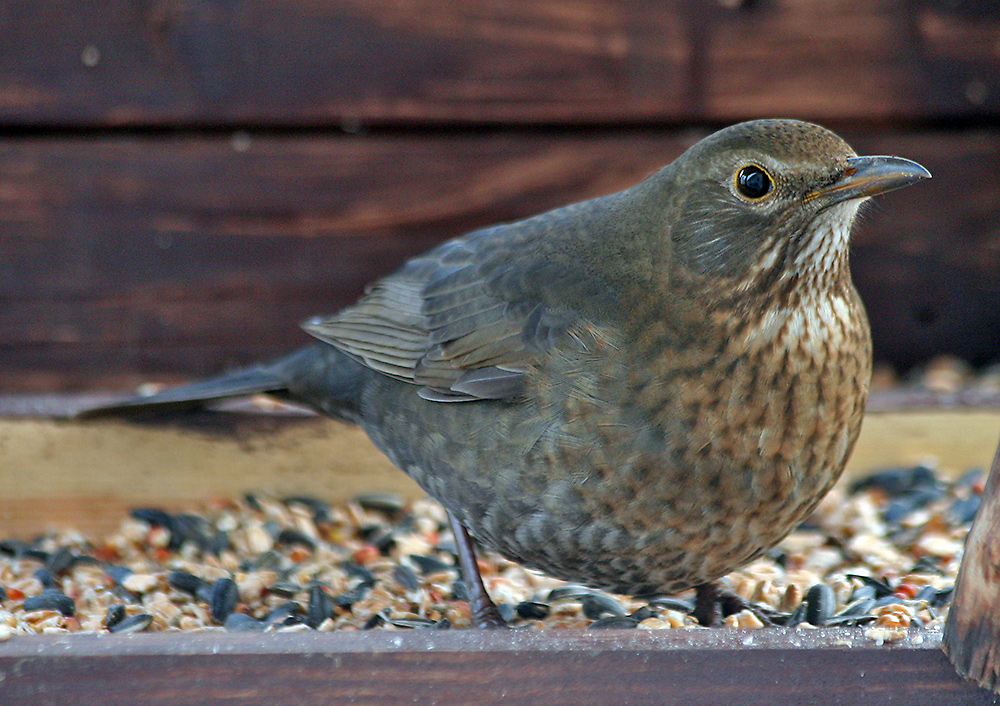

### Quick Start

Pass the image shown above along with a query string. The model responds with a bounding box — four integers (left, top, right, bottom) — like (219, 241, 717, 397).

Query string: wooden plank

(0, 131, 667, 390)
(1, 128, 998, 391)
(944, 436, 1000, 692)
(1, 1, 998, 127)
(0, 412, 416, 538)
(0, 393, 997, 538)
(0, 630, 993, 706)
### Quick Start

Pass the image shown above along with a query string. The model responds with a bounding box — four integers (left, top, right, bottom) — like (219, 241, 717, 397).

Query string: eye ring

(735, 165, 773, 200)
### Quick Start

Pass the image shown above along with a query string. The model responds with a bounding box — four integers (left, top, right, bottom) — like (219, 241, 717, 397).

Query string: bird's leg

(447, 511, 509, 629)
(693, 583, 724, 626)
(693, 582, 781, 627)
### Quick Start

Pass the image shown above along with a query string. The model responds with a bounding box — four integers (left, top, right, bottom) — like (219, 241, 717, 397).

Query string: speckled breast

(450, 288, 872, 597)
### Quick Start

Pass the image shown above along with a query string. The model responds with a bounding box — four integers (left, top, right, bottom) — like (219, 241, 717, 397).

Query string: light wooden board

(0, 409, 997, 538)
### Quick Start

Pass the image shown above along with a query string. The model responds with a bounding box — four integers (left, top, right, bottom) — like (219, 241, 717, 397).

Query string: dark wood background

(2, 0, 999, 391)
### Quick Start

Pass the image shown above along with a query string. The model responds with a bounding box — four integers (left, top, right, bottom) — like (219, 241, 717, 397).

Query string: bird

(79, 119, 931, 628)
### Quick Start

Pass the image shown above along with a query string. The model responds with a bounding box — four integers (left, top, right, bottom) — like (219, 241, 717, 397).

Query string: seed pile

(0, 462, 981, 638)
(871, 355, 1000, 395)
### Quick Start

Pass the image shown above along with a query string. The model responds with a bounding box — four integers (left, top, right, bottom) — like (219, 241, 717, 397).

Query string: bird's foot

(447, 511, 510, 629)
(693, 582, 781, 627)
(469, 599, 509, 629)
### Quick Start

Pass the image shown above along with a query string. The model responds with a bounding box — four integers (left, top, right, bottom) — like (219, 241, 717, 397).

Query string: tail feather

(75, 362, 290, 419)
(75, 344, 363, 421)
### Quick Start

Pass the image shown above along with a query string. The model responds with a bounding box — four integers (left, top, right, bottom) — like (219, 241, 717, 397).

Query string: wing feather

(301, 197, 625, 401)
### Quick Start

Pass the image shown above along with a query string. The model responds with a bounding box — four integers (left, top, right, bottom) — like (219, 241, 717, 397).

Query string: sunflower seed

(210, 577, 239, 623)
(225, 613, 267, 631)
(108, 613, 153, 634)
(105, 604, 126, 628)
(515, 601, 550, 620)
(168, 570, 208, 596)
(23, 589, 75, 616)
(589, 616, 638, 629)
(805, 584, 835, 626)
(306, 584, 333, 629)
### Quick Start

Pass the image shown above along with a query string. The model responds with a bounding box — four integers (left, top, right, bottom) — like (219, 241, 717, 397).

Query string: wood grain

(0, 396, 997, 538)
(0, 630, 995, 706)
(944, 434, 1000, 692)
(1, 129, 998, 390)
(0, 0, 998, 127)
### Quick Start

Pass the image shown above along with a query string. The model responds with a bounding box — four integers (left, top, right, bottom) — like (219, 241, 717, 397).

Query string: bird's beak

(809, 155, 931, 205)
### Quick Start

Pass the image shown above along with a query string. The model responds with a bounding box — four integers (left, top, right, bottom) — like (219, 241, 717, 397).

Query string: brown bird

(81, 120, 930, 627)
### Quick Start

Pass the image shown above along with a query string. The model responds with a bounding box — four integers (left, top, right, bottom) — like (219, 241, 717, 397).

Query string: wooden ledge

(0, 629, 994, 705)
(1, 392, 999, 537)
(1, 396, 998, 703)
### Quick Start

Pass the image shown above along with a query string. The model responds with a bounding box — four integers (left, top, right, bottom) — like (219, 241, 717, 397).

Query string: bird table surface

(0, 398, 998, 538)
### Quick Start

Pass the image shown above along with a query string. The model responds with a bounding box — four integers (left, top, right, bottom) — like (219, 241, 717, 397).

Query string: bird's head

(656, 119, 930, 295)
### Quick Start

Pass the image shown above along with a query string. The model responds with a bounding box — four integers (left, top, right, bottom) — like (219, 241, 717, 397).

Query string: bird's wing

(302, 223, 613, 402)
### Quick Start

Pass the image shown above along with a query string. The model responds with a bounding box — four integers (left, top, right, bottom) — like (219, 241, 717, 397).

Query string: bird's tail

(74, 348, 314, 419)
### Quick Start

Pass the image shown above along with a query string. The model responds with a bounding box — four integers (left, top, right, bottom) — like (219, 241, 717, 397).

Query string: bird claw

(693, 582, 778, 627)
(471, 602, 510, 630)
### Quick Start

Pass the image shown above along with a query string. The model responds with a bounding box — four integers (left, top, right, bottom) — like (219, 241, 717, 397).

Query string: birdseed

(0, 461, 981, 636)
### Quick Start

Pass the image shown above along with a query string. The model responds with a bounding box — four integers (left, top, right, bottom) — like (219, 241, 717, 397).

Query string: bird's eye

(736, 165, 773, 199)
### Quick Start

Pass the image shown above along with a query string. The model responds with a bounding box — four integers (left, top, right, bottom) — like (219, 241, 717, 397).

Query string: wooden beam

(944, 427, 1000, 692)
(0, 393, 997, 538)
(1, 129, 998, 391)
(0, 1, 998, 127)
(0, 630, 993, 706)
